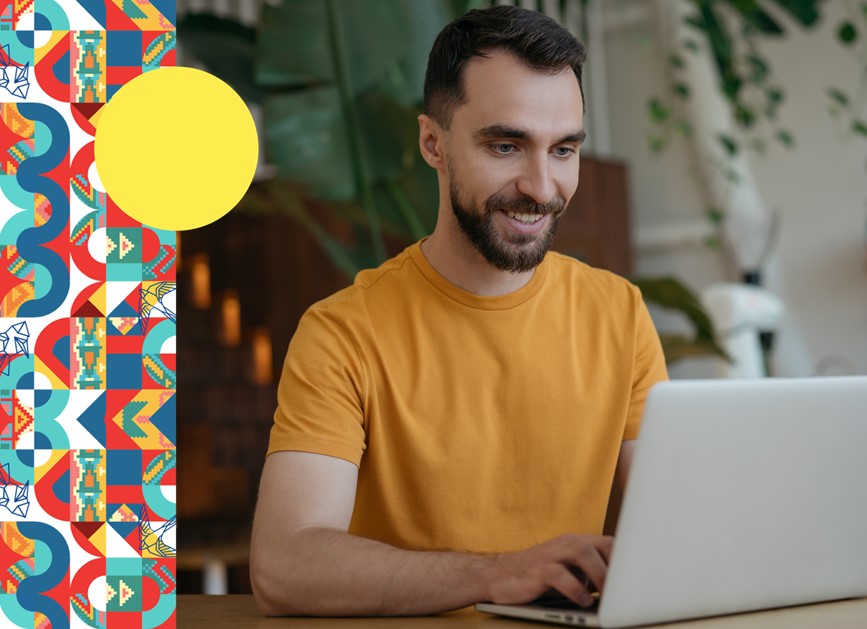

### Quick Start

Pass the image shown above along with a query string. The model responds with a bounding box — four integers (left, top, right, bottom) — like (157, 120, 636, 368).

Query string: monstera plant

(178, 0, 728, 365)
(180, 1, 462, 273)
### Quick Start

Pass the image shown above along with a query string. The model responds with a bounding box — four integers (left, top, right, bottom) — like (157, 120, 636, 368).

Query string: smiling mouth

(504, 210, 545, 224)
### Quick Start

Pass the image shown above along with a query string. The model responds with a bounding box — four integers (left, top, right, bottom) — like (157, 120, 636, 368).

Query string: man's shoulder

(544, 251, 639, 300)
(304, 245, 419, 321)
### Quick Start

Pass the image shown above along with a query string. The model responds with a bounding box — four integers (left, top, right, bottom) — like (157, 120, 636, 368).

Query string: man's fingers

(486, 534, 614, 606)
(543, 564, 596, 607)
(572, 545, 608, 594)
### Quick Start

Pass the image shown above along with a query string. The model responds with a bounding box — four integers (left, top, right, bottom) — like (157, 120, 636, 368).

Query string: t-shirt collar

(408, 238, 549, 310)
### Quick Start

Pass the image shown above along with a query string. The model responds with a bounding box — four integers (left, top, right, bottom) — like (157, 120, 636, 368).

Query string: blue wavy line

(16, 522, 70, 629)
(15, 103, 70, 317)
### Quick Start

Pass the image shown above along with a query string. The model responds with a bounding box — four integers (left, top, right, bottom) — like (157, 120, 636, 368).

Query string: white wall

(598, 0, 867, 377)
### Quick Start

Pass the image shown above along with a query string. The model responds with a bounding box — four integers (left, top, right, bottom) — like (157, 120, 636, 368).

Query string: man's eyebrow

(473, 125, 587, 145)
(561, 129, 587, 145)
(474, 124, 529, 141)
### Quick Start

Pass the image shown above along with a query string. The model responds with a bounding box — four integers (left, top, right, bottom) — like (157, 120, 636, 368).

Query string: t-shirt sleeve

(266, 305, 367, 466)
(623, 287, 669, 440)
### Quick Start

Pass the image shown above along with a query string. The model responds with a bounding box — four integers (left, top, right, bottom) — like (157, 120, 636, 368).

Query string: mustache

(484, 193, 566, 216)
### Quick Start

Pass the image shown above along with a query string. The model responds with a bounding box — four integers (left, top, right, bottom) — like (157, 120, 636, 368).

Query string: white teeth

(506, 211, 544, 224)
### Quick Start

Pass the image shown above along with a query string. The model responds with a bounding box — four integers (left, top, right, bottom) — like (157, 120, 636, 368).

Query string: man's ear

(418, 114, 446, 170)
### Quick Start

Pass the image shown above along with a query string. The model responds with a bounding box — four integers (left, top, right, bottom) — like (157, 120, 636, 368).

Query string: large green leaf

(632, 276, 730, 363)
(390, 0, 455, 104)
(257, 0, 415, 95)
(264, 87, 428, 202)
(264, 87, 355, 200)
(258, 0, 459, 260)
(450, 0, 488, 16)
(356, 92, 421, 184)
(256, 1, 333, 87)
(177, 13, 266, 104)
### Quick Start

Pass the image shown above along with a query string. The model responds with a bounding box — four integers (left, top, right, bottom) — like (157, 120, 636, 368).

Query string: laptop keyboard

(530, 595, 599, 613)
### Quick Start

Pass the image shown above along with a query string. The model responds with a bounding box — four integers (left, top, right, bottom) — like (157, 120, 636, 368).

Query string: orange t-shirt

(268, 241, 668, 554)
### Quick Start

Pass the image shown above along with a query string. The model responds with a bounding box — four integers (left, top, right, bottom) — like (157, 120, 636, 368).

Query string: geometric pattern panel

(0, 2, 176, 626)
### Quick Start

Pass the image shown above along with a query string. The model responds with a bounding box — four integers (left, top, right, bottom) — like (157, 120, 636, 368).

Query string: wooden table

(177, 594, 867, 628)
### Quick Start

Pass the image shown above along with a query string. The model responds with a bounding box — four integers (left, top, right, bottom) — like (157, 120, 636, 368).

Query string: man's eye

(491, 143, 515, 154)
(555, 146, 576, 157)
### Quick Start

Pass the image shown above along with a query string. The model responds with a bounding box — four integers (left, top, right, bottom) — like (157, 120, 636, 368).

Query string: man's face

(443, 51, 585, 273)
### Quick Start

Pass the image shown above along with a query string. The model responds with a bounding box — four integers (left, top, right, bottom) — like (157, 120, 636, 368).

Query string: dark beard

(449, 178, 565, 273)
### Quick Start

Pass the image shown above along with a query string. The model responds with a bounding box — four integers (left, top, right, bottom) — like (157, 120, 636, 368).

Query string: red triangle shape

(72, 103, 103, 120)
(72, 300, 104, 317)
(72, 522, 103, 538)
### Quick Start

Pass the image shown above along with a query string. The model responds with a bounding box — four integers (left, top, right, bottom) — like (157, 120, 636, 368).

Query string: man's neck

(420, 230, 536, 297)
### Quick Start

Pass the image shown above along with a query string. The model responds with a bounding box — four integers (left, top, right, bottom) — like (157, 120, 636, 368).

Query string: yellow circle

(94, 67, 258, 231)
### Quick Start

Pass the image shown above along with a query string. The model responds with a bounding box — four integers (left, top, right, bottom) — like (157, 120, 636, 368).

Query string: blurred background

(172, 0, 867, 594)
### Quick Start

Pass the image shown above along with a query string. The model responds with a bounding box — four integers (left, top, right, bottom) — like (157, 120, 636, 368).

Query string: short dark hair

(423, 5, 587, 128)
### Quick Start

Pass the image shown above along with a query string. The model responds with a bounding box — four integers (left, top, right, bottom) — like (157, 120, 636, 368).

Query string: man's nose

(515, 155, 556, 205)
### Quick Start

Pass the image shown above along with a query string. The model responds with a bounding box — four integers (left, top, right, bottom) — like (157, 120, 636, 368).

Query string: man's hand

(252, 452, 614, 616)
(486, 534, 613, 608)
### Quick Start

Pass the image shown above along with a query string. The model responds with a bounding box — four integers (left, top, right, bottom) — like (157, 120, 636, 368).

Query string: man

(251, 5, 667, 617)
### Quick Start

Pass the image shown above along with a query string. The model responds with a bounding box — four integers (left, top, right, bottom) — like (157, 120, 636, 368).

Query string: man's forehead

(465, 52, 573, 87)
(454, 52, 584, 135)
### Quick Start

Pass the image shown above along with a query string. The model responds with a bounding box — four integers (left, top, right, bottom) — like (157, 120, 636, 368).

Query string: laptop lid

(599, 376, 867, 627)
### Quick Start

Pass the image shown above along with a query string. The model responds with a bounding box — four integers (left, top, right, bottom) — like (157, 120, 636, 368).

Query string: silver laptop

(477, 376, 867, 627)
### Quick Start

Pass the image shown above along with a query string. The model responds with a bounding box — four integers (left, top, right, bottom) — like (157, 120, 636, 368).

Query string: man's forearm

(251, 526, 496, 616)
